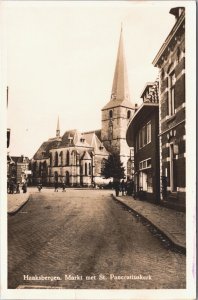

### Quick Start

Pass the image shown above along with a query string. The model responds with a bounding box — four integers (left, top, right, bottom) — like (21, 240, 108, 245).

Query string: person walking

(114, 180, 120, 197)
(62, 182, 66, 192)
(22, 180, 27, 193)
(120, 179, 125, 196)
(54, 181, 58, 192)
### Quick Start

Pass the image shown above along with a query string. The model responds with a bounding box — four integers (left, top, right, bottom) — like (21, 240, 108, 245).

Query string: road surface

(8, 189, 185, 289)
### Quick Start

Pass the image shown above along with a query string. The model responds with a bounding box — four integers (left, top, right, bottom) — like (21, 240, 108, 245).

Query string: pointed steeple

(56, 116, 60, 137)
(111, 26, 130, 102)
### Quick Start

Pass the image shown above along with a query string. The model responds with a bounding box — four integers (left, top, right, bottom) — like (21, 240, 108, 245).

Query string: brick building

(152, 7, 185, 209)
(126, 81, 160, 202)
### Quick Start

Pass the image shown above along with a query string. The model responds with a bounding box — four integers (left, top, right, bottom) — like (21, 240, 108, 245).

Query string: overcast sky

(5, 1, 179, 158)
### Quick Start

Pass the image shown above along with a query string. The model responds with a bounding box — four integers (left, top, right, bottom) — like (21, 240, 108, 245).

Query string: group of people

(7, 180, 27, 194)
(114, 179, 134, 197)
(54, 181, 66, 192)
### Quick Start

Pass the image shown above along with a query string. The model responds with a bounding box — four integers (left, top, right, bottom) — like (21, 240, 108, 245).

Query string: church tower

(101, 27, 135, 177)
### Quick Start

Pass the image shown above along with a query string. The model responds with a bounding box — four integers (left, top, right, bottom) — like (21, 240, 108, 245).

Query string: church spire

(56, 116, 60, 137)
(111, 26, 130, 101)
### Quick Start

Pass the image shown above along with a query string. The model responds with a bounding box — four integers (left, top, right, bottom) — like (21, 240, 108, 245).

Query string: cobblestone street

(8, 189, 185, 289)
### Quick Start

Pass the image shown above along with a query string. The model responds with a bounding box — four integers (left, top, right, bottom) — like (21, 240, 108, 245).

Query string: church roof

(102, 27, 134, 111)
(33, 129, 107, 160)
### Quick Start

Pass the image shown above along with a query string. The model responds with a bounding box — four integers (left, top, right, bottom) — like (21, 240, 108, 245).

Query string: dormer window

(80, 138, 85, 143)
(99, 145, 104, 150)
(109, 110, 113, 118)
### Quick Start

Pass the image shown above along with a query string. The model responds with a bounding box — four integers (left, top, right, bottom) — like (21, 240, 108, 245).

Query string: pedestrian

(54, 181, 58, 192)
(22, 180, 27, 193)
(37, 182, 42, 192)
(114, 180, 120, 197)
(9, 180, 14, 194)
(62, 182, 66, 192)
(16, 182, 20, 194)
(120, 179, 125, 196)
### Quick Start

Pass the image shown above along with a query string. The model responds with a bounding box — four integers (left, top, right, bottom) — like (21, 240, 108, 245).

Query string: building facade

(126, 81, 160, 202)
(31, 28, 134, 186)
(152, 7, 185, 209)
(8, 155, 30, 184)
(31, 128, 110, 187)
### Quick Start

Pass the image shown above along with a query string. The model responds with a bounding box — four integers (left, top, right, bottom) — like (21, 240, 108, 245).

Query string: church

(31, 28, 135, 187)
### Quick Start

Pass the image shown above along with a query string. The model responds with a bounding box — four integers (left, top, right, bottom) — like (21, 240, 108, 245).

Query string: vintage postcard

(0, 0, 196, 299)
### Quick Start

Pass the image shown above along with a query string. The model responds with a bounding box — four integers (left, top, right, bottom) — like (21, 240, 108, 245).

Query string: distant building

(152, 7, 185, 209)
(126, 81, 160, 202)
(32, 28, 135, 186)
(8, 155, 30, 184)
(31, 128, 109, 186)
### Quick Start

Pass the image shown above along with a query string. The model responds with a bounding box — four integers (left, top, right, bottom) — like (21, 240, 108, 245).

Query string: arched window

(85, 163, 87, 176)
(109, 110, 113, 118)
(127, 110, 131, 119)
(89, 163, 91, 175)
(101, 158, 106, 174)
(66, 150, 70, 166)
(71, 150, 76, 165)
(39, 162, 42, 176)
(54, 171, 58, 182)
(50, 153, 52, 166)
(59, 151, 63, 166)
(54, 152, 58, 167)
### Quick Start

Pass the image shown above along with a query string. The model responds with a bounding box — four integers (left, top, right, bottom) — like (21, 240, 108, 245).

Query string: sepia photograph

(0, 1, 196, 299)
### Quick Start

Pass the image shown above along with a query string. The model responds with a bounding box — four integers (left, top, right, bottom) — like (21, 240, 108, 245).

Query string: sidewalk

(8, 192, 30, 214)
(113, 194, 186, 251)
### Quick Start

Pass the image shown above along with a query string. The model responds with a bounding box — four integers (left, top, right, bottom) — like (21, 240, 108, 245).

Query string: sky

(5, 1, 178, 158)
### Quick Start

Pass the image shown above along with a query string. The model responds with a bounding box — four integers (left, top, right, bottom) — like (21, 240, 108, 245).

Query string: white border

(0, 1, 196, 299)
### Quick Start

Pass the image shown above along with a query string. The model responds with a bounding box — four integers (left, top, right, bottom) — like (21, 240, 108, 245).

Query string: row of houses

(126, 7, 185, 210)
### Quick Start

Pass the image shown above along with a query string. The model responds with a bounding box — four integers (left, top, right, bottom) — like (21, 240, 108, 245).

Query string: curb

(8, 194, 30, 216)
(111, 194, 186, 254)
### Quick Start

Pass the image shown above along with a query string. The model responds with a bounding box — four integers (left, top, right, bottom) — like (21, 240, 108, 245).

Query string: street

(8, 189, 185, 289)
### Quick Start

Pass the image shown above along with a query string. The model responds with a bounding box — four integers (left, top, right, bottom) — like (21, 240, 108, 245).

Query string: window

(139, 158, 152, 170)
(85, 163, 87, 176)
(147, 121, 151, 144)
(89, 163, 91, 175)
(109, 110, 113, 118)
(138, 122, 151, 149)
(54, 152, 58, 167)
(168, 70, 176, 116)
(66, 150, 70, 166)
(127, 110, 131, 119)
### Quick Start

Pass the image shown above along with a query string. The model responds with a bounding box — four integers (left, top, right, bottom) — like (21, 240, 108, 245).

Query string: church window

(50, 153, 52, 166)
(127, 110, 131, 119)
(85, 163, 87, 176)
(54, 152, 58, 167)
(89, 163, 91, 175)
(66, 150, 70, 166)
(109, 110, 113, 118)
(59, 151, 63, 166)
(109, 124, 113, 140)
(101, 158, 106, 174)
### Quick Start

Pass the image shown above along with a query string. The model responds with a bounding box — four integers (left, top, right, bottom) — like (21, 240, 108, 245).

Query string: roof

(152, 7, 185, 67)
(102, 99, 135, 111)
(102, 27, 135, 111)
(10, 156, 29, 164)
(33, 129, 109, 160)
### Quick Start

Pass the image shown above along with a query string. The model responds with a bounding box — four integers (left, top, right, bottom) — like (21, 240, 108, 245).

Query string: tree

(101, 153, 125, 181)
